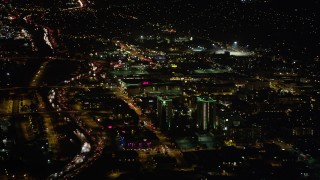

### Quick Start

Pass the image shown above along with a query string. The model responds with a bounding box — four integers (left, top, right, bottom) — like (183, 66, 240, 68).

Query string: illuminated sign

(142, 81, 150, 85)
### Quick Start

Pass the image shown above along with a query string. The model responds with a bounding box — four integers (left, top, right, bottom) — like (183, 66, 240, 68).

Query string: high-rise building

(196, 96, 217, 131)
(157, 96, 173, 131)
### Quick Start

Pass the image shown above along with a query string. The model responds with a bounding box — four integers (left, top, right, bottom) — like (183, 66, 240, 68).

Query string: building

(157, 96, 173, 131)
(196, 97, 217, 131)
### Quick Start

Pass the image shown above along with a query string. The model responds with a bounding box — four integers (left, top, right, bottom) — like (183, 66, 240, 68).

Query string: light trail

(78, 0, 83, 8)
(43, 28, 53, 50)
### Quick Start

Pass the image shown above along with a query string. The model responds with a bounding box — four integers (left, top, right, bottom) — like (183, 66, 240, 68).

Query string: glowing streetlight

(233, 41, 238, 48)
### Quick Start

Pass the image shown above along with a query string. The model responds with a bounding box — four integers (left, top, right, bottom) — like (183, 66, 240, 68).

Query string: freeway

(1, 1, 104, 179)
(30, 60, 49, 87)
(46, 75, 107, 179)
(62, 0, 89, 11)
(46, 102, 104, 180)
(46, 59, 111, 179)
(0, 59, 107, 179)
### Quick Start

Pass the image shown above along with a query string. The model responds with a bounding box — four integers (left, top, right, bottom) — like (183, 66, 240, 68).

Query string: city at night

(0, 0, 320, 179)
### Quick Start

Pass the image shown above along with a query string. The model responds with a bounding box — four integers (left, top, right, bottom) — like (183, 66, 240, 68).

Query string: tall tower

(157, 96, 173, 131)
(196, 97, 217, 131)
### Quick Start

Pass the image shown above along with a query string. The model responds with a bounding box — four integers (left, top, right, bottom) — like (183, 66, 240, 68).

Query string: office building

(157, 96, 173, 131)
(196, 96, 217, 131)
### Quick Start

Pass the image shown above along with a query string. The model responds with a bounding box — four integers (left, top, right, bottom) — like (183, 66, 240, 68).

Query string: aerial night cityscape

(0, 0, 320, 179)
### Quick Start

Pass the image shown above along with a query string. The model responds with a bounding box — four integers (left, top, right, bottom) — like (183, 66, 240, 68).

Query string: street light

(233, 41, 238, 49)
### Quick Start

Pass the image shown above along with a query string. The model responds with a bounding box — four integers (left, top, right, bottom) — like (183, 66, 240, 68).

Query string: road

(114, 86, 187, 168)
(269, 138, 320, 179)
(0, 97, 12, 114)
(30, 61, 49, 87)
(0, 1, 102, 179)
(46, 61, 108, 179)
(0, 57, 106, 179)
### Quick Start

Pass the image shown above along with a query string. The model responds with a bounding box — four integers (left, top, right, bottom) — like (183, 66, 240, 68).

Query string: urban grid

(0, 0, 320, 179)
